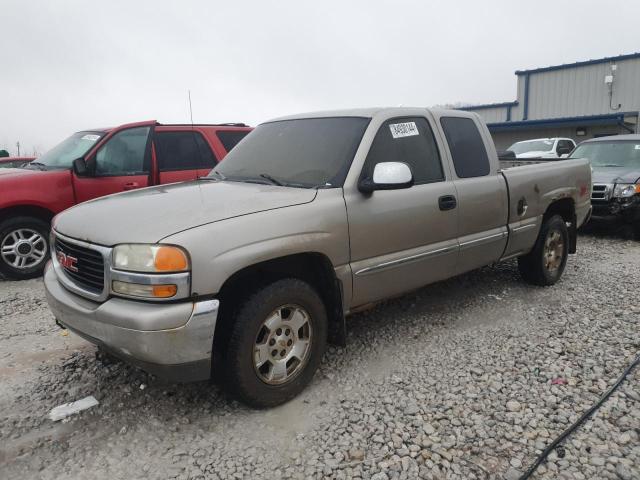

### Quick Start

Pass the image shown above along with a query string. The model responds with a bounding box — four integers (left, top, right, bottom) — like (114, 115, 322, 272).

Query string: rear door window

(217, 130, 250, 152)
(155, 131, 216, 171)
(440, 117, 490, 178)
(361, 117, 444, 185)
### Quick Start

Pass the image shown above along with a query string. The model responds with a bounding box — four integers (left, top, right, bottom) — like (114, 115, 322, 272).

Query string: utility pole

(16, 141, 20, 157)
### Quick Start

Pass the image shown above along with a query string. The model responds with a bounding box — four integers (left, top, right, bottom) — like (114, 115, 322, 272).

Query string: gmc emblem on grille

(57, 252, 79, 272)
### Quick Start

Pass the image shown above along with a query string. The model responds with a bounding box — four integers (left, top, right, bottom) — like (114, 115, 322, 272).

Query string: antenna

(188, 90, 194, 125)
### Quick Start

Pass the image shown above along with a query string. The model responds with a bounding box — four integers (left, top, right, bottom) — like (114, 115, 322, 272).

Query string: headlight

(613, 183, 640, 198)
(110, 244, 190, 300)
(113, 244, 189, 273)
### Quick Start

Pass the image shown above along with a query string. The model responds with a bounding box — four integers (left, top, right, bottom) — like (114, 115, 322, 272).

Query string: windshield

(569, 141, 640, 168)
(508, 139, 555, 154)
(32, 131, 104, 169)
(212, 117, 370, 188)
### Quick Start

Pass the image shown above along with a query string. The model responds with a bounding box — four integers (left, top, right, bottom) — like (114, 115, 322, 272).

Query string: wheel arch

(213, 252, 347, 362)
(543, 197, 576, 253)
(0, 205, 56, 226)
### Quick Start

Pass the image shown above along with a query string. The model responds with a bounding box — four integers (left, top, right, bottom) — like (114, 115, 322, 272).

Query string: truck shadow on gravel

(2, 255, 581, 470)
(8, 260, 526, 428)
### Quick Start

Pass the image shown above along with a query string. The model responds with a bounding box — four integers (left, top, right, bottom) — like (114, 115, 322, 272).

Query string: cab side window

(557, 140, 574, 154)
(95, 127, 150, 176)
(361, 117, 444, 185)
(155, 131, 217, 171)
(440, 117, 490, 178)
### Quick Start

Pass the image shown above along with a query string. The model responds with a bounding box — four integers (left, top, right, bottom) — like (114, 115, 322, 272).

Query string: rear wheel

(0, 216, 50, 280)
(221, 278, 327, 408)
(518, 214, 568, 286)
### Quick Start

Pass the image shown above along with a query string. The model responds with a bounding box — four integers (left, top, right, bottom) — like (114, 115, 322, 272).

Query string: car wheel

(518, 214, 569, 286)
(0, 216, 50, 280)
(221, 278, 327, 408)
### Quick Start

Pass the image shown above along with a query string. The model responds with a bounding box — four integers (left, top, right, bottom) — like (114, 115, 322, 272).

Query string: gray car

(569, 134, 640, 236)
(44, 107, 592, 407)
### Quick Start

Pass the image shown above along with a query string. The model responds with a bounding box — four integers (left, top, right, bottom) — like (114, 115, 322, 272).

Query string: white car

(508, 138, 576, 159)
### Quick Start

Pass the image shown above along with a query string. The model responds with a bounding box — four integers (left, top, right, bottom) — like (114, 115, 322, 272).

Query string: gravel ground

(1, 232, 639, 480)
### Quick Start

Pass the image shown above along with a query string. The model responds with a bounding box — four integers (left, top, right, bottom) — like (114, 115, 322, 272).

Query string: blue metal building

(459, 53, 640, 151)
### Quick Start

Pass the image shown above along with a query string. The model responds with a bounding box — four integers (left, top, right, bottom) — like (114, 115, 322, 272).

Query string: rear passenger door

(439, 116, 509, 275)
(154, 129, 218, 184)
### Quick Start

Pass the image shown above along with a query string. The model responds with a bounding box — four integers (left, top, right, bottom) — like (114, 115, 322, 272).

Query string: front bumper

(44, 263, 218, 382)
(591, 198, 640, 223)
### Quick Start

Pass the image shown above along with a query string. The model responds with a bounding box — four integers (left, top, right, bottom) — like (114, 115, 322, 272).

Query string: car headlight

(111, 244, 190, 300)
(613, 183, 640, 198)
(113, 244, 189, 273)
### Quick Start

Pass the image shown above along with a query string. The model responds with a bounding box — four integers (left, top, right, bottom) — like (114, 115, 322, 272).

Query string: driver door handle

(438, 195, 457, 211)
(123, 182, 139, 190)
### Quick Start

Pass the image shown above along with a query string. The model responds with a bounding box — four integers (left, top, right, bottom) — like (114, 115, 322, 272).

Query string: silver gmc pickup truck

(45, 108, 592, 407)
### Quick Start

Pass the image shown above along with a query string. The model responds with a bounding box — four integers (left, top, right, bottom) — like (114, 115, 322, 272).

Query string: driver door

(347, 116, 459, 307)
(73, 125, 153, 203)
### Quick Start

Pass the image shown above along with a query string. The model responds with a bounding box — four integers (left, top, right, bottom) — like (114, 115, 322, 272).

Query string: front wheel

(221, 278, 327, 408)
(518, 214, 569, 286)
(0, 216, 50, 280)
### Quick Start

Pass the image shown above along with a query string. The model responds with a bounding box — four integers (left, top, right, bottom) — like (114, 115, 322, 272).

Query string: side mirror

(358, 162, 414, 194)
(72, 157, 91, 176)
(557, 146, 572, 156)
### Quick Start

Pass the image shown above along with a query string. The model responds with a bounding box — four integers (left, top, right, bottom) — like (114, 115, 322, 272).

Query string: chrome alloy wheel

(543, 230, 564, 273)
(0, 228, 48, 270)
(254, 304, 313, 385)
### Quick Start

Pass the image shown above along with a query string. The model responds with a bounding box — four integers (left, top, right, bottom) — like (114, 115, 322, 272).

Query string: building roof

(486, 112, 637, 132)
(515, 52, 640, 75)
(458, 101, 518, 111)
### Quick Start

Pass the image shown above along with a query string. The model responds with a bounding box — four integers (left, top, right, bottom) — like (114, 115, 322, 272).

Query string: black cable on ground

(519, 352, 640, 480)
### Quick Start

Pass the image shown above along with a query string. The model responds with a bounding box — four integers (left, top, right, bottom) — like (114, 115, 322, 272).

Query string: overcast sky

(2, 0, 639, 156)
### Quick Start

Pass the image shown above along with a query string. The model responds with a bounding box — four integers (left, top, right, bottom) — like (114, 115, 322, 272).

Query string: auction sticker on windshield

(389, 122, 419, 139)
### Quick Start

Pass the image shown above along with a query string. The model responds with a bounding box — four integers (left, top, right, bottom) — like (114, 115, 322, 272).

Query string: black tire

(0, 216, 51, 280)
(221, 278, 327, 408)
(518, 214, 569, 286)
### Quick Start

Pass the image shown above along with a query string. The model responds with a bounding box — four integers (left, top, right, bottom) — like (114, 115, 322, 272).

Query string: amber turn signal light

(154, 246, 189, 272)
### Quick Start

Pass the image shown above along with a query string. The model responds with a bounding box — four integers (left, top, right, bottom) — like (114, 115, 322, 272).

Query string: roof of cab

(267, 107, 473, 123)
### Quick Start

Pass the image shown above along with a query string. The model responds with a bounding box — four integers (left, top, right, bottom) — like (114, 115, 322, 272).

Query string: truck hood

(0, 167, 50, 178)
(54, 180, 318, 245)
(591, 166, 640, 185)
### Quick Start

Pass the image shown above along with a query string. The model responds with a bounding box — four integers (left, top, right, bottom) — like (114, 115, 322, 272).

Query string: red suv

(0, 120, 251, 280)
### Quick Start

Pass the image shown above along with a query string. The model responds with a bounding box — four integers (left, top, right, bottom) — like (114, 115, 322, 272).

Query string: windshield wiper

(259, 173, 284, 186)
(25, 161, 47, 170)
(598, 164, 623, 167)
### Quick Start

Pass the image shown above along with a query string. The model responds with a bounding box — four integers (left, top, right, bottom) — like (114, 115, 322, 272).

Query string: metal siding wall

(468, 106, 507, 124)
(511, 76, 525, 120)
(526, 58, 640, 119)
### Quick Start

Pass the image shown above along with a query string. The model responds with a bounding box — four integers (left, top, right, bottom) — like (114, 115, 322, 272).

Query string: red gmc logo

(57, 252, 78, 272)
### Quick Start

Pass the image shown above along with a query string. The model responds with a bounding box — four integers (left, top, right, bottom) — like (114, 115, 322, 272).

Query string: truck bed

(499, 157, 592, 259)
(499, 158, 562, 169)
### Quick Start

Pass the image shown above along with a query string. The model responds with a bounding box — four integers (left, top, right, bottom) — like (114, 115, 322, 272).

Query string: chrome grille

(591, 184, 611, 201)
(54, 236, 105, 294)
